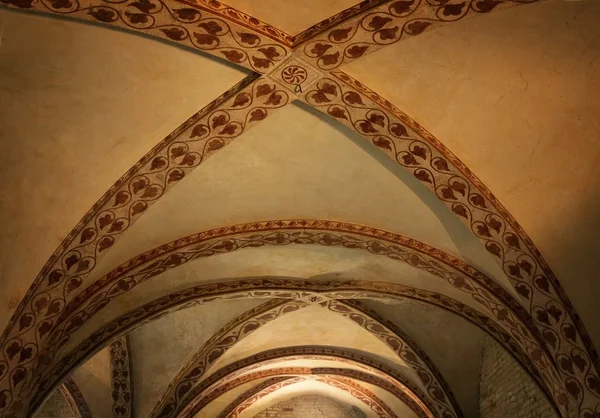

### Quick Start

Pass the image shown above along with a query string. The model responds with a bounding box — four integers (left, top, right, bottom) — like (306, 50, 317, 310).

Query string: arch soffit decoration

(58, 378, 91, 418)
(207, 374, 404, 418)
(37, 223, 550, 394)
(108, 336, 133, 418)
(148, 297, 462, 418)
(3, 222, 580, 417)
(0, 1, 598, 418)
(177, 348, 437, 418)
(29, 275, 547, 416)
(214, 374, 399, 418)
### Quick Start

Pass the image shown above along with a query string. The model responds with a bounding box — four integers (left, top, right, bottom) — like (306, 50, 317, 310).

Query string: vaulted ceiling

(0, 0, 599, 417)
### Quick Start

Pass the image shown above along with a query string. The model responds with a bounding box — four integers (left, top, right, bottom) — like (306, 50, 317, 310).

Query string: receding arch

(150, 297, 461, 418)
(215, 375, 398, 418)
(176, 349, 436, 418)
(59, 378, 91, 418)
(28, 276, 557, 416)
(36, 220, 559, 408)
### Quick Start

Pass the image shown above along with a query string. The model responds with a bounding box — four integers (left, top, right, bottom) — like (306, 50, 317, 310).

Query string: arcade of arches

(0, 0, 599, 417)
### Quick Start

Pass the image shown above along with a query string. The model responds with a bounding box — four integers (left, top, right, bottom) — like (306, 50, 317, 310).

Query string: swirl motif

(281, 65, 308, 85)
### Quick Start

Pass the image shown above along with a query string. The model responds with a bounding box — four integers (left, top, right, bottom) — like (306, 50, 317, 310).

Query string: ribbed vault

(1, 1, 599, 418)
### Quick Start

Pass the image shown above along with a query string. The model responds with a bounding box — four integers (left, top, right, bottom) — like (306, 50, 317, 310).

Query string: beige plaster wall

(0, 10, 246, 331)
(70, 348, 112, 418)
(363, 299, 486, 418)
(63, 246, 496, 356)
(206, 305, 421, 388)
(89, 103, 513, 298)
(34, 388, 76, 418)
(128, 299, 263, 418)
(343, 0, 600, 351)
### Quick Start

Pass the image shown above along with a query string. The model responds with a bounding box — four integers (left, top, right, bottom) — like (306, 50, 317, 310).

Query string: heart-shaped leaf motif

(389, 0, 414, 14)
(80, 227, 96, 243)
(311, 43, 332, 58)
(515, 282, 531, 300)
(405, 21, 431, 36)
(562, 323, 577, 343)
(89, 8, 117, 22)
(18, 346, 33, 363)
(238, 32, 259, 45)
(347, 45, 368, 58)
(64, 254, 80, 271)
(131, 202, 148, 217)
(173, 8, 199, 20)
(329, 27, 352, 42)
(12, 368, 26, 386)
(207, 348, 223, 364)
(97, 236, 115, 253)
(19, 315, 33, 332)
(586, 374, 600, 397)
(47, 270, 64, 286)
(369, 16, 392, 31)
(161, 27, 186, 41)
(442, 2, 465, 17)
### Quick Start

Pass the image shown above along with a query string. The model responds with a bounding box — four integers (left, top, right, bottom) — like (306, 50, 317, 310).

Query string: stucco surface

(0, 10, 246, 332)
(343, 0, 600, 351)
(129, 299, 263, 418)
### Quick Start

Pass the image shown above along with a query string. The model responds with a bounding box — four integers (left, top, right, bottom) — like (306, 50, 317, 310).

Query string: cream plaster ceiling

(128, 299, 263, 418)
(70, 348, 112, 418)
(1, 1, 599, 418)
(205, 305, 420, 384)
(342, 0, 600, 351)
(0, 9, 247, 332)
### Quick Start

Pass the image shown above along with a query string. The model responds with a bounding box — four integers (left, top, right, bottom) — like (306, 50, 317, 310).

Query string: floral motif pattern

(302, 72, 600, 417)
(2, 1, 597, 418)
(0, 0, 289, 72)
(109, 337, 133, 418)
(150, 297, 461, 418)
(0, 77, 289, 417)
(20, 220, 558, 417)
(218, 375, 399, 418)
(179, 348, 437, 418)
(301, 0, 538, 70)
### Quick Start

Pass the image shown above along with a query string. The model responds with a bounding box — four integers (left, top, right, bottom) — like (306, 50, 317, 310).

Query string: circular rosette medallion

(281, 65, 308, 85)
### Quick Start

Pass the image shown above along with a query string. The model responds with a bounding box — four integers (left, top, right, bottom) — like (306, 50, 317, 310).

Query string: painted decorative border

(150, 297, 461, 418)
(217, 374, 398, 418)
(1, 1, 597, 418)
(59, 378, 91, 418)
(0, 76, 290, 417)
(180, 350, 436, 418)
(28, 277, 556, 416)
(298, 0, 539, 70)
(303, 71, 600, 416)
(24, 221, 562, 416)
(0, 0, 290, 72)
(108, 337, 133, 418)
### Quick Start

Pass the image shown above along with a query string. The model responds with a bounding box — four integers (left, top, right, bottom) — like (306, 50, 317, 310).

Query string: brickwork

(479, 336, 559, 418)
(253, 395, 366, 418)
